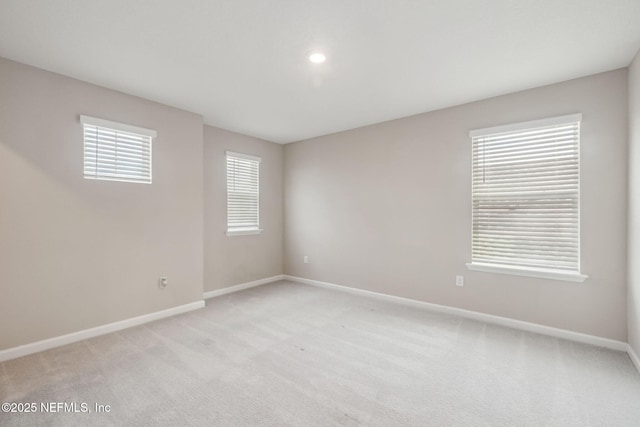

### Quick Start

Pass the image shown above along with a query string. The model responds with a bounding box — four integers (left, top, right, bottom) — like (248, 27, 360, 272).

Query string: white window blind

(468, 114, 586, 281)
(226, 151, 261, 236)
(81, 115, 156, 184)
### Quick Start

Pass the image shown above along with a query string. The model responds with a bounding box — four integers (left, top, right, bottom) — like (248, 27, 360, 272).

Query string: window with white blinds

(81, 115, 155, 184)
(466, 114, 587, 282)
(226, 151, 262, 236)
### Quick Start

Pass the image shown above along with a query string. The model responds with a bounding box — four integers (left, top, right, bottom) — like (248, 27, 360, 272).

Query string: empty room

(2, 0, 640, 425)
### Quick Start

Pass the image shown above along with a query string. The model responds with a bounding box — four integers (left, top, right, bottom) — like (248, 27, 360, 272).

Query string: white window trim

(469, 113, 582, 138)
(226, 228, 263, 237)
(467, 113, 588, 283)
(80, 115, 157, 138)
(226, 150, 262, 237)
(226, 151, 261, 163)
(465, 262, 587, 283)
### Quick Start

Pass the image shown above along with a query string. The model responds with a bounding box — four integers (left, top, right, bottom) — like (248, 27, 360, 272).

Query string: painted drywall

(0, 58, 204, 350)
(203, 126, 283, 291)
(629, 50, 640, 356)
(284, 69, 629, 341)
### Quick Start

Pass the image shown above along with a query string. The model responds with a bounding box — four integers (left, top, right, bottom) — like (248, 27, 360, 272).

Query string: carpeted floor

(1, 280, 639, 426)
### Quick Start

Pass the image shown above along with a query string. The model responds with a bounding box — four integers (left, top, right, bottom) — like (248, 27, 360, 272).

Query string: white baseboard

(628, 344, 640, 374)
(0, 300, 205, 363)
(283, 275, 628, 352)
(203, 274, 284, 299)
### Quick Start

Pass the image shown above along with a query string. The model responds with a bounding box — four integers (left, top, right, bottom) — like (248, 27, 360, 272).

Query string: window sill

(226, 228, 263, 237)
(465, 262, 588, 283)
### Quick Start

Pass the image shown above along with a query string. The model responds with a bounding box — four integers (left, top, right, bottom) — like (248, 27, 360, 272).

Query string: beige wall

(284, 69, 629, 341)
(0, 58, 204, 350)
(0, 53, 634, 351)
(203, 126, 283, 291)
(629, 50, 640, 355)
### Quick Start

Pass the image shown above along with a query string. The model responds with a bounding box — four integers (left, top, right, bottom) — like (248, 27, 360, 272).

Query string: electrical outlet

(303, 255, 309, 264)
(455, 275, 464, 287)
(159, 276, 168, 289)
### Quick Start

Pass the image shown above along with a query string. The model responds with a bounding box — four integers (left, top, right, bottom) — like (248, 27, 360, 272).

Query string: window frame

(81, 115, 156, 184)
(465, 114, 588, 283)
(225, 150, 262, 236)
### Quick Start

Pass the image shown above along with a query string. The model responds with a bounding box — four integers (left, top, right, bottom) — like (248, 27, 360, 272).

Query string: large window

(226, 151, 261, 236)
(466, 114, 587, 282)
(81, 115, 155, 184)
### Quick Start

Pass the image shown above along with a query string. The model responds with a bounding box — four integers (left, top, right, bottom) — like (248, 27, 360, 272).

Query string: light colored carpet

(1, 280, 639, 426)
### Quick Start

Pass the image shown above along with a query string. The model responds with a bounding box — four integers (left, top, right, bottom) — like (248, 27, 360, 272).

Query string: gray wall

(629, 50, 640, 356)
(284, 69, 629, 341)
(0, 58, 204, 350)
(203, 126, 283, 291)
(1, 54, 635, 351)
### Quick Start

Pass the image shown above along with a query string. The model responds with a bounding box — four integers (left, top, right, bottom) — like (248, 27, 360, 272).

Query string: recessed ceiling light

(308, 52, 326, 64)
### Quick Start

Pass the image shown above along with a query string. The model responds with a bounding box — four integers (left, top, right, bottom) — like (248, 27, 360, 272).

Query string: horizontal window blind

(470, 114, 581, 274)
(227, 151, 261, 233)
(81, 115, 156, 184)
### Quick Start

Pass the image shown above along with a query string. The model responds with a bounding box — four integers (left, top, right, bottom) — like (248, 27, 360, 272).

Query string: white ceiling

(1, 1, 639, 144)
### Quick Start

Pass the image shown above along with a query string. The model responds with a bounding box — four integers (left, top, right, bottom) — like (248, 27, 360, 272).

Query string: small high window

(81, 115, 156, 184)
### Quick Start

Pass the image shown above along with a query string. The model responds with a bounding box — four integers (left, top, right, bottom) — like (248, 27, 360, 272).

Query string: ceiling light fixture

(308, 52, 326, 64)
